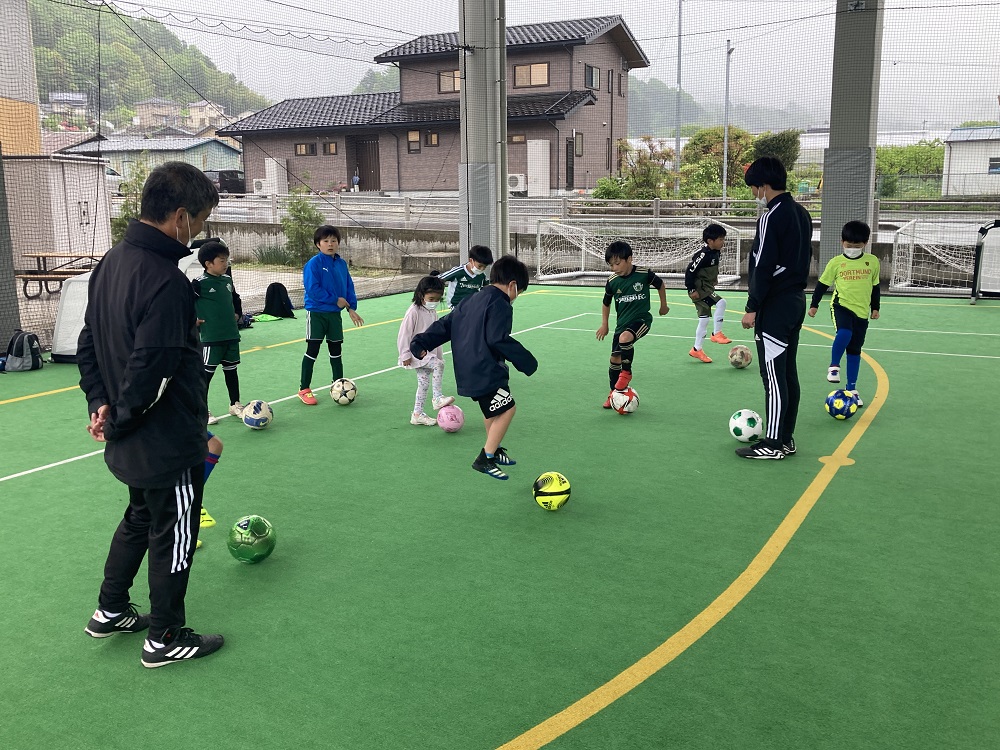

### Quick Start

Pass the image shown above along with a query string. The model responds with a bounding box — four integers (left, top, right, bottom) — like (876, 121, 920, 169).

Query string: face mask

(470, 265, 484, 276)
(176, 212, 194, 248)
(424, 301, 439, 311)
(754, 188, 768, 209)
(843, 246, 864, 259)
(508, 283, 518, 303)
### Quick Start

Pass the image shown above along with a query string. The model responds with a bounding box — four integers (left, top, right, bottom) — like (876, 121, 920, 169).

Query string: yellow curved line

(498, 325, 888, 749)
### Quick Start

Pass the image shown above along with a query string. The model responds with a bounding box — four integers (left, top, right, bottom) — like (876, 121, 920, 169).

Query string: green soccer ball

(227, 515, 276, 564)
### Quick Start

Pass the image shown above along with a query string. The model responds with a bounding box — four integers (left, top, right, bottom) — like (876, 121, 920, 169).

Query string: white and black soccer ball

(242, 400, 273, 430)
(330, 378, 357, 405)
(610, 386, 639, 414)
(729, 409, 762, 442)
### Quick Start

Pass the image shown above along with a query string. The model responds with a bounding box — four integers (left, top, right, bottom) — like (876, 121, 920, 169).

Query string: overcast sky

(112, 0, 1000, 129)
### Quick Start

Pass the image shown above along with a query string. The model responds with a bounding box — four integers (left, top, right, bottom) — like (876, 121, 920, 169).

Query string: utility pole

(722, 40, 734, 207)
(673, 0, 682, 195)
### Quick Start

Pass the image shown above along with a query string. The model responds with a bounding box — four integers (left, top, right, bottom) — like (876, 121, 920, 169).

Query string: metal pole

(673, 0, 682, 195)
(722, 40, 734, 208)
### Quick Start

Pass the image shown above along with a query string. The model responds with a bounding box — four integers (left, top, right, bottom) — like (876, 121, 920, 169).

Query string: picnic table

(16, 252, 103, 298)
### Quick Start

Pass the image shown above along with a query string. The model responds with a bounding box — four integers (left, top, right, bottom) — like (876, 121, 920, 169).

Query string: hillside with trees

(29, 0, 268, 129)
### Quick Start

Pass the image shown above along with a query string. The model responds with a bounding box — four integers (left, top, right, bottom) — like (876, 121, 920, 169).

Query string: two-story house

(218, 16, 648, 196)
(134, 98, 182, 128)
(185, 100, 227, 130)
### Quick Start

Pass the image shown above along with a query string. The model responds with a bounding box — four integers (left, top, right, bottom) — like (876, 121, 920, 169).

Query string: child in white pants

(397, 273, 454, 424)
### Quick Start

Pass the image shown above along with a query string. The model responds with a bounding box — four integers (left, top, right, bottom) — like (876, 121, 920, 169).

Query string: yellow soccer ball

(532, 471, 571, 511)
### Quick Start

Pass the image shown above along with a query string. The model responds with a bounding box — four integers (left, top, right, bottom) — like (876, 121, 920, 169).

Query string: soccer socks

(830, 328, 852, 369)
(846, 353, 861, 390)
(223, 366, 240, 405)
(300, 355, 316, 391)
(204, 452, 221, 483)
(620, 340, 634, 373)
(713, 298, 727, 333)
(609, 362, 621, 389)
(694, 317, 710, 349)
(328, 341, 343, 381)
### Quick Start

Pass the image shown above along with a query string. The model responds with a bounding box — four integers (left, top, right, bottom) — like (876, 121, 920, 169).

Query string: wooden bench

(15, 270, 88, 298)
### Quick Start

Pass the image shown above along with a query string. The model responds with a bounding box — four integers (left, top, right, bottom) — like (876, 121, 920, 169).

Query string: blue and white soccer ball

(825, 390, 859, 420)
(242, 400, 273, 430)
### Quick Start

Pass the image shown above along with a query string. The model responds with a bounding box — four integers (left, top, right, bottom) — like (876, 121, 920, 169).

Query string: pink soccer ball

(437, 405, 464, 432)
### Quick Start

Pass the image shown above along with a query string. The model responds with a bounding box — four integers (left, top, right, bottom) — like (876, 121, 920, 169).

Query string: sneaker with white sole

(410, 412, 437, 426)
(141, 627, 224, 668)
(228, 402, 245, 417)
(432, 396, 455, 410)
(846, 390, 864, 407)
(735, 441, 786, 460)
(207, 411, 219, 425)
(827, 366, 841, 383)
(472, 451, 508, 480)
(85, 604, 149, 638)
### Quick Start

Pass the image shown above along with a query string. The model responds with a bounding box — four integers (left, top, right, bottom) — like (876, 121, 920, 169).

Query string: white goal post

(889, 219, 987, 296)
(971, 219, 1000, 304)
(535, 218, 742, 284)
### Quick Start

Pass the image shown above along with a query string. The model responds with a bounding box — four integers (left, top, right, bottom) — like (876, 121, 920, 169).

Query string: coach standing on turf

(77, 161, 225, 668)
(737, 156, 812, 460)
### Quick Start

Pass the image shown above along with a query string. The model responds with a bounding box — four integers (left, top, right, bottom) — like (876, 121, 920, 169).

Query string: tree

(875, 140, 945, 175)
(353, 67, 400, 94)
(681, 125, 755, 189)
(958, 120, 998, 127)
(110, 158, 150, 245)
(281, 188, 326, 264)
(751, 130, 802, 171)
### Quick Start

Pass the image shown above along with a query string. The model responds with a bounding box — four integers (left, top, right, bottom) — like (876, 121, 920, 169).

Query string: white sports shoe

(228, 402, 246, 417)
(827, 366, 841, 383)
(410, 412, 437, 426)
(207, 411, 220, 425)
(432, 396, 455, 410)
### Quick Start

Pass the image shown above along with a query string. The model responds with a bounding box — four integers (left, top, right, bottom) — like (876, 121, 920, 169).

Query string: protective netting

(536, 218, 741, 284)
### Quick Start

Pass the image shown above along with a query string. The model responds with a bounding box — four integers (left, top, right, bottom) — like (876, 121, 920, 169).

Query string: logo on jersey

(616, 293, 646, 303)
(633, 282, 643, 292)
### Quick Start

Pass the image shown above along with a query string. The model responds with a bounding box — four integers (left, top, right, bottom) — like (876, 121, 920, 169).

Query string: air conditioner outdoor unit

(252, 178, 267, 194)
(507, 173, 527, 192)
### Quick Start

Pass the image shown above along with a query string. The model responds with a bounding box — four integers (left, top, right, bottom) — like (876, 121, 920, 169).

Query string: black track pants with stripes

(753, 292, 805, 446)
(98, 464, 204, 640)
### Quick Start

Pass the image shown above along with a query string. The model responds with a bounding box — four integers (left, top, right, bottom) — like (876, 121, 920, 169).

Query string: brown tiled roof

(218, 91, 597, 135)
(375, 15, 648, 68)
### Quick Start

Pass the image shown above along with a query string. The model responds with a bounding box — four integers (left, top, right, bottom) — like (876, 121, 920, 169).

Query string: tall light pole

(673, 0, 682, 195)
(722, 40, 734, 207)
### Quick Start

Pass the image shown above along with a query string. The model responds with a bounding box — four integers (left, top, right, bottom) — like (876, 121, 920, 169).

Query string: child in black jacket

(411, 255, 538, 480)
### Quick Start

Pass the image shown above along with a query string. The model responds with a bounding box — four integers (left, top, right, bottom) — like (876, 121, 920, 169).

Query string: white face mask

(754, 188, 769, 209)
(843, 246, 864, 259)
(469, 264, 484, 276)
(424, 301, 439, 311)
(176, 212, 194, 248)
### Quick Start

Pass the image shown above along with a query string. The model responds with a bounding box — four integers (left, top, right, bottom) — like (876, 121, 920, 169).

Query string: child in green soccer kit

(685, 223, 732, 363)
(807, 220, 881, 405)
(439, 244, 494, 309)
(192, 240, 243, 424)
(596, 240, 669, 407)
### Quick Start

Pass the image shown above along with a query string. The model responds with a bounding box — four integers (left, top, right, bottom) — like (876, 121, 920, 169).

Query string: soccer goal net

(971, 220, 1000, 303)
(890, 219, 985, 296)
(535, 219, 742, 284)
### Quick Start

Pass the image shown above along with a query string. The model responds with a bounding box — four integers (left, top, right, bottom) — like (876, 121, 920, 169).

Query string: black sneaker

(494, 447, 516, 466)
(735, 441, 786, 460)
(472, 453, 508, 480)
(85, 604, 149, 638)
(781, 437, 796, 456)
(141, 628, 224, 669)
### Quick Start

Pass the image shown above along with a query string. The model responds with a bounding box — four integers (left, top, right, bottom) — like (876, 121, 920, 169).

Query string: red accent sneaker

(613, 371, 633, 390)
(689, 347, 712, 363)
(298, 388, 318, 405)
(603, 392, 613, 409)
(710, 331, 732, 344)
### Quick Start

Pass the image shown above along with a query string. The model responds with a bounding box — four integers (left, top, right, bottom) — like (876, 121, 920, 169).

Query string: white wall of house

(943, 139, 1000, 196)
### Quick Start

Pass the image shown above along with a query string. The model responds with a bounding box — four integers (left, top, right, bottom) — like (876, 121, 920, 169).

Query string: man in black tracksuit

(738, 157, 812, 460)
(410, 255, 538, 481)
(78, 162, 225, 667)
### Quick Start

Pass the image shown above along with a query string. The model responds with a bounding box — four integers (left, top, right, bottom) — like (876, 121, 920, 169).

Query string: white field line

(0, 313, 588, 484)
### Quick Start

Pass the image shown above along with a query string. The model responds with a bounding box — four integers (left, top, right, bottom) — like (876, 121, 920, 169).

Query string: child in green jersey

(807, 221, 881, 405)
(192, 240, 243, 424)
(439, 244, 494, 309)
(596, 240, 669, 408)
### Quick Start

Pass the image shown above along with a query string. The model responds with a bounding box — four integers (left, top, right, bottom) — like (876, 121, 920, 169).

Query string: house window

(618, 73, 625, 97)
(294, 143, 316, 156)
(513, 63, 549, 88)
(575, 132, 584, 157)
(425, 132, 439, 147)
(607, 70, 613, 94)
(584, 64, 601, 90)
(322, 142, 337, 155)
(509, 133, 527, 144)
(407, 130, 421, 153)
(989, 158, 1000, 174)
(607, 138, 613, 170)
(438, 70, 461, 93)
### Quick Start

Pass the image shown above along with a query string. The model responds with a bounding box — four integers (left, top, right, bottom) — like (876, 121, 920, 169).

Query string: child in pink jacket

(396, 273, 454, 425)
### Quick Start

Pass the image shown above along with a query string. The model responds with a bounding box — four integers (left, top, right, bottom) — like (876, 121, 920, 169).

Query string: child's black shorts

(473, 385, 515, 418)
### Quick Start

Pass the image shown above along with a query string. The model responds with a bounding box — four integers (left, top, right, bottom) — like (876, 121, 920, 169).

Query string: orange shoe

(614, 370, 633, 390)
(603, 392, 613, 409)
(298, 388, 318, 405)
(710, 331, 732, 344)
(689, 347, 712, 363)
